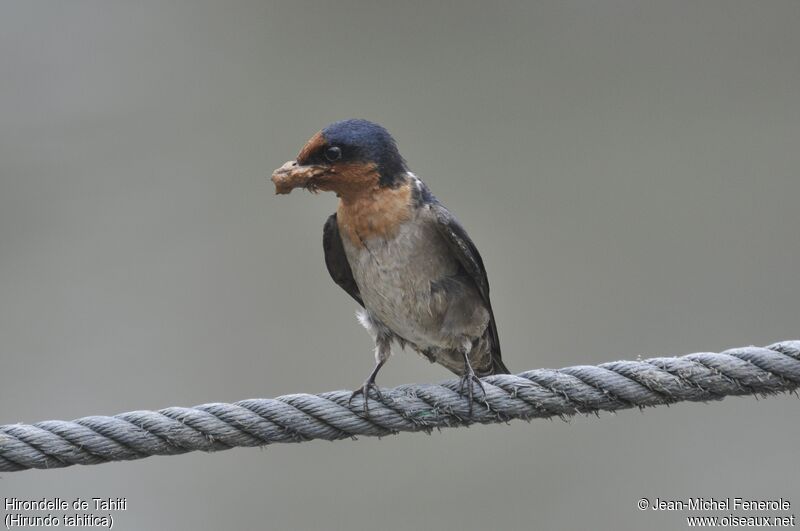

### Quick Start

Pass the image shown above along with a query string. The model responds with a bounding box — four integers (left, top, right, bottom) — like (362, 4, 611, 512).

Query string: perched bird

(271, 119, 508, 413)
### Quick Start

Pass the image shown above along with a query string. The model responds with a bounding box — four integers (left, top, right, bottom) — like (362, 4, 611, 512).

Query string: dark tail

(491, 356, 510, 374)
(486, 315, 508, 374)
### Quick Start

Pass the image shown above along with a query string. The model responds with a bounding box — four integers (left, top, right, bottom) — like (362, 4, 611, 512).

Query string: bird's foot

(348, 379, 384, 415)
(458, 368, 487, 418)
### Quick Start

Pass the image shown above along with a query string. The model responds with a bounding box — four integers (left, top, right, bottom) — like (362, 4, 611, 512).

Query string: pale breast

(341, 207, 463, 347)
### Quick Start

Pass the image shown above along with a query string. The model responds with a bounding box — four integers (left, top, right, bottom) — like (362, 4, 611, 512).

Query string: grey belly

(342, 211, 489, 350)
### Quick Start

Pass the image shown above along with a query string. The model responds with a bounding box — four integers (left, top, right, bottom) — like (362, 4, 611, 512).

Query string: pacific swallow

(271, 119, 508, 414)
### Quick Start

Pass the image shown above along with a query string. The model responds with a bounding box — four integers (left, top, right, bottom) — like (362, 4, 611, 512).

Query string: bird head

(271, 119, 407, 197)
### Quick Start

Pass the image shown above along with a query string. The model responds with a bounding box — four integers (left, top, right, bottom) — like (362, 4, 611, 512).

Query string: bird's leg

(348, 359, 385, 413)
(349, 335, 391, 415)
(458, 343, 487, 418)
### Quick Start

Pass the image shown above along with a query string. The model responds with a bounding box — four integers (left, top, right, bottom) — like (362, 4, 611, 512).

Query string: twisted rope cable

(1, 341, 798, 473)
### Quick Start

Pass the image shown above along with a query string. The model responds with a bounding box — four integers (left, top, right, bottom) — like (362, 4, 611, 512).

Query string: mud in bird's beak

(270, 160, 330, 194)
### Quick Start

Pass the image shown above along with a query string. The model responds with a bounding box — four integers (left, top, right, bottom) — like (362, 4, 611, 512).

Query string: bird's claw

(348, 380, 383, 415)
(458, 369, 487, 418)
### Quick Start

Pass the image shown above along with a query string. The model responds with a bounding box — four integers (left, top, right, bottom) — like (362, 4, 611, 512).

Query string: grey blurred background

(1, 1, 798, 529)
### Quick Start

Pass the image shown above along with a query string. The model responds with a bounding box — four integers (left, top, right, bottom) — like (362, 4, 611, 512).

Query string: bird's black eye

(324, 146, 342, 162)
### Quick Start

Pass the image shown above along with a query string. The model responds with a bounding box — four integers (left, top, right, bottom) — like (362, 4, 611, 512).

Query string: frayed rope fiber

(2, 341, 799, 473)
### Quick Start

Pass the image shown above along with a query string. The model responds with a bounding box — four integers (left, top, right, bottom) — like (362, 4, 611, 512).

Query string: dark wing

(431, 203, 508, 374)
(323, 213, 363, 307)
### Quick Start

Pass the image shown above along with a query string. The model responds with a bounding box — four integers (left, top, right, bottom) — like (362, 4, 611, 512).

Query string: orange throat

(336, 181, 412, 247)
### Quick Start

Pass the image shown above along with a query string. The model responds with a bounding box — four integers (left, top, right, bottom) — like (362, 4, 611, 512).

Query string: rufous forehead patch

(297, 131, 325, 164)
